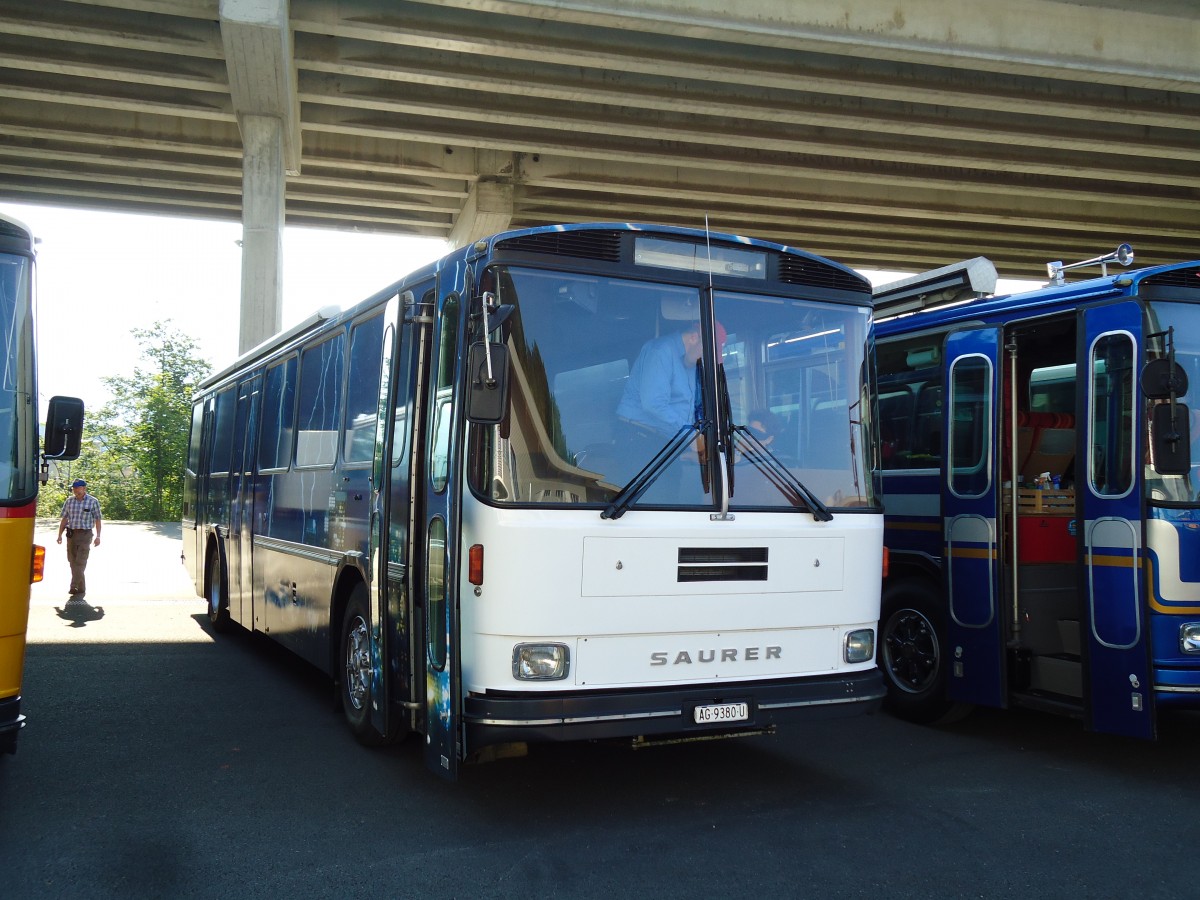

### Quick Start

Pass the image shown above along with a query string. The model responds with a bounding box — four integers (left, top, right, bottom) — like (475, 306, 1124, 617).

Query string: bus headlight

(1180, 623, 1200, 654)
(844, 629, 875, 664)
(512, 643, 570, 680)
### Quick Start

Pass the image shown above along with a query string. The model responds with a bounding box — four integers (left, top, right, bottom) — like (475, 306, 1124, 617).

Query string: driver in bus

(616, 319, 727, 437)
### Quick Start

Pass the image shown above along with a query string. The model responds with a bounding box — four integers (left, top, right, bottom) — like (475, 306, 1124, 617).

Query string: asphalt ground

(3, 522, 1199, 899)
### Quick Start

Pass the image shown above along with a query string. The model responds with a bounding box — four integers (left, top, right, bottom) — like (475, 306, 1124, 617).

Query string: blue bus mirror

(466, 342, 510, 424)
(44, 395, 84, 461)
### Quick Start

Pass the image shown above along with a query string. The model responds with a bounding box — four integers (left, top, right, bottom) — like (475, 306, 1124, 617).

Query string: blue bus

(874, 247, 1200, 738)
(182, 223, 885, 779)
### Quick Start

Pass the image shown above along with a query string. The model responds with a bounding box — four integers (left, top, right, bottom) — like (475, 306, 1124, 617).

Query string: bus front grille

(677, 547, 768, 582)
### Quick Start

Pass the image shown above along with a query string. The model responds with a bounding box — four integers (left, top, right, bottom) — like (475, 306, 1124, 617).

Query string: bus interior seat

(1016, 411, 1075, 482)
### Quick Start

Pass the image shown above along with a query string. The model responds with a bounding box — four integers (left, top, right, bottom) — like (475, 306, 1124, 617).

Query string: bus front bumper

(1154, 666, 1200, 707)
(463, 669, 884, 748)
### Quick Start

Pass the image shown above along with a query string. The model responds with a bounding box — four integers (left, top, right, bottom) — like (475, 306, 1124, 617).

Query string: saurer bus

(182, 222, 885, 779)
(874, 245, 1200, 738)
(0, 212, 82, 754)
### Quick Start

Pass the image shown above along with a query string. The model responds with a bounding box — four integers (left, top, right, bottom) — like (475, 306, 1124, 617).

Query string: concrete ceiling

(1, 0, 1198, 279)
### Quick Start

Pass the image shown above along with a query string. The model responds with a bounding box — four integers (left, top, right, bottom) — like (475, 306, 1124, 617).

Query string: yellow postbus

(0, 212, 82, 755)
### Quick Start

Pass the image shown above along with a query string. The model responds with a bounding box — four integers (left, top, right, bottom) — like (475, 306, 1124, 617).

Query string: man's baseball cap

(72, 479, 86, 488)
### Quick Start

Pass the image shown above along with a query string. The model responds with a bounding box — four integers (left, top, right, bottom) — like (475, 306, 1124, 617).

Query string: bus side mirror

(44, 395, 85, 461)
(465, 342, 510, 425)
(1151, 401, 1190, 475)
(1142, 358, 1188, 400)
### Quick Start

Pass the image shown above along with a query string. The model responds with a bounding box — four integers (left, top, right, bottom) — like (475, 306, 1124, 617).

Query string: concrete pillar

(448, 182, 515, 249)
(238, 114, 285, 353)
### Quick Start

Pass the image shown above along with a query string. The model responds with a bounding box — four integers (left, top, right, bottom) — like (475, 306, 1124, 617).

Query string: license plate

(693, 701, 749, 724)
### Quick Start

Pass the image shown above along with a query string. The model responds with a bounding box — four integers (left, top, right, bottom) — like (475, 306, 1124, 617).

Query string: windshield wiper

(733, 426, 833, 522)
(602, 422, 705, 520)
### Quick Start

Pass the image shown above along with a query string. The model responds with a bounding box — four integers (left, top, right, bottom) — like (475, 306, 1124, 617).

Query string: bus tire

(339, 585, 388, 747)
(878, 578, 971, 725)
(206, 550, 232, 634)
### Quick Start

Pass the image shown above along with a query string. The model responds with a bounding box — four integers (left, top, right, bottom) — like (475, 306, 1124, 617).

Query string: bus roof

(876, 257, 1200, 337)
(197, 221, 873, 394)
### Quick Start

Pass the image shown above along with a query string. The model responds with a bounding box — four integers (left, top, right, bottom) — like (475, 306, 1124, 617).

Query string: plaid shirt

(61, 494, 102, 530)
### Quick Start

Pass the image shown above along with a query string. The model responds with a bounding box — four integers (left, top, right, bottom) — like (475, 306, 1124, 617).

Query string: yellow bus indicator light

(31, 544, 45, 584)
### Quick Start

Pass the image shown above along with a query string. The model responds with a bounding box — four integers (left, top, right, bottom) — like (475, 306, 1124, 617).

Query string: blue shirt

(61, 493, 102, 530)
(616, 332, 699, 435)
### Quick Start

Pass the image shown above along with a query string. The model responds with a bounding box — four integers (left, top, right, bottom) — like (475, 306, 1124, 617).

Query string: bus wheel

(879, 580, 971, 725)
(206, 551, 232, 634)
(340, 585, 387, 746)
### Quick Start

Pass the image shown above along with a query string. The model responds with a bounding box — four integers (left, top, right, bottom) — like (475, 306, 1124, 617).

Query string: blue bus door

(367, 293, 403, 741)
(942, 326, 1006, 708)
(1080, 302, 1156, 739)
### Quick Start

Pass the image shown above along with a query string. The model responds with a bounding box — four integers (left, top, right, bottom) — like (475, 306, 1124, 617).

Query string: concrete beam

(427, 0, 1200, 90)
(220, 0, 301, 175)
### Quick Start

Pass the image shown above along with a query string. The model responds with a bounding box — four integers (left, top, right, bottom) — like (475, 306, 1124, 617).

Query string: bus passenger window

(209, 387, 237, 476)
(258, 357, 296, 471)
(296, 333, 345, 468)
(344, 314, 384, 465)
(1090, 334, 1134, 496)
(948, 355, 991, 497)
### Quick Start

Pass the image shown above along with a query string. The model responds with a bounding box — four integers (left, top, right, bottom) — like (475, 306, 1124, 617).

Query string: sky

(1, 200, 1040, 418)
(0, 201, 446, 417)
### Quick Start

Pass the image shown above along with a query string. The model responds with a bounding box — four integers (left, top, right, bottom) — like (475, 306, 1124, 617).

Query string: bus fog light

(512, 643, 570, 680)
(844, 629, 875, 663)
(1180, 623, 1200, 654)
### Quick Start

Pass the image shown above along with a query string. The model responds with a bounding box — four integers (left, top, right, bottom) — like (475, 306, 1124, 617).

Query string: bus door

(417, 289, 462, 780)
(1080, 302, 1155, 738)
(367, 294, 404, 742)
(228, 376, 260, 624)
(942, 326, 1006, 708)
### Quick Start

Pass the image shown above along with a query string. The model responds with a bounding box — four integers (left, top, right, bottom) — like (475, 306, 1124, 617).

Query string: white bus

(182, 223, 884, 779)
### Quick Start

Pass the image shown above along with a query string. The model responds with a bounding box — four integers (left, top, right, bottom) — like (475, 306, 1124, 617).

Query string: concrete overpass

(1, 0, 1197, 349)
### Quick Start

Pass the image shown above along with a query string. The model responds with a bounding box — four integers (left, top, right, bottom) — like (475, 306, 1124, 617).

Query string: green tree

(39, 321, 210, 521)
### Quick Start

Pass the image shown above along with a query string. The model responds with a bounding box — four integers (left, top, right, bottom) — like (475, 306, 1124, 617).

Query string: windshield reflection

(469, 266, 875, 512)
(1146, 301, 1200, 505)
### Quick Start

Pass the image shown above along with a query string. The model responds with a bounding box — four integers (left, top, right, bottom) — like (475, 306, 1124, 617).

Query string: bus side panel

(880, 470, 942, 568)
(258, 468, 339, 671)
(1146, 515, 1200, 702)
(0, 510, 34, 700)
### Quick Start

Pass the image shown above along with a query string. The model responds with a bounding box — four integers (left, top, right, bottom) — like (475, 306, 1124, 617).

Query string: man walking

(57, 478, 102, 602)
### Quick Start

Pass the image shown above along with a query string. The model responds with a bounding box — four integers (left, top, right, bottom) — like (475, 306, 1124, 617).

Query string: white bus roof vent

(872, 257, 998, 319)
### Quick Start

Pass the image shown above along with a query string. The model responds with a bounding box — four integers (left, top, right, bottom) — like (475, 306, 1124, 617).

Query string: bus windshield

(0, 251, 35, 503)
(1145, 300, 1200, 505)
(471, 265, 875, 511)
